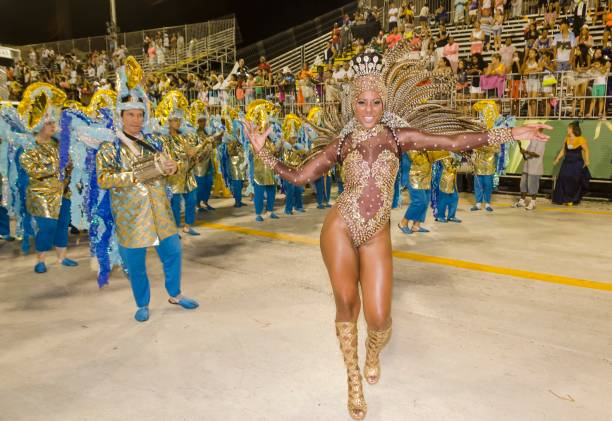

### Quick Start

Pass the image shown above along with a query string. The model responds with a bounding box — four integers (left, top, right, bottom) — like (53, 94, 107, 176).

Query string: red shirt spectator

(258, 56, 271, 73)
(386, 28, 402, 49)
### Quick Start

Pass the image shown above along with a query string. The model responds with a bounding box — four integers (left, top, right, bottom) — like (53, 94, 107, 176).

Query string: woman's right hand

(244, 121, 272, 153)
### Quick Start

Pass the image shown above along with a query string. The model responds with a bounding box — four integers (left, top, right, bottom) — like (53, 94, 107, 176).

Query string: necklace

(351, 124, 383, 148)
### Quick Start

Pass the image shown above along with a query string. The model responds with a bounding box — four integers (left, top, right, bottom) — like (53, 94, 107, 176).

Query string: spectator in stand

(281, 66, 296, 112)
(500, 37, 516, 70)
(524, 22, 539, 51)
(482, 53, 507, 99)
(553, 19, 576, 72)
(258, 56, 271, 73)
(522, 48, 541, 117)
(511, 0, 523, 18)
(435, 23, 449, 49)
(602, 28, 611, 60)
(443, 36, 460, 72)
(470, 20, 486, 55)
(323, 42, 336, 65)
(534, 29, 553, 57)
(509, 50, 523, 116)
(331, 23, 341, 53)
(386, 26, 402, 49)
(468, 54, 486, 101)
(434, 4, 449, 26)
(456, 59, 470, 113)
(455, 0, 467, 28)
(403, 2, 415, 24)
(481, 0, 493, 18)
(235, 58, 249, 82)
(540, 53, 557, 117)
(587, 58, 610, 119)
(177, 34, 185, 54)
(495, 0, 505, 15)
(543, 2, 558, 29)
(418, 4, 430, 23)
(339, 19, 353, 54)
(388, 2, 400, 31)
(468, 0, 479, 24)
(572, 0, 588, 36)
(373, 31, 386, 52)
(491, 12, 504, 51)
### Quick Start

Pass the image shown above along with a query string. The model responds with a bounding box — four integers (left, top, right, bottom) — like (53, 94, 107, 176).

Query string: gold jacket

(96, 139, 177, 249)
(439, 155, 458, 194)
(227, 140, 248, 181)
(192, 130, 219, 177)
(20, 139, 71, 219)
(159, 133, 197, 194)
(408, 151, 449, 189)
(252, 141, 277, 185)
(473, 145, 499, 176)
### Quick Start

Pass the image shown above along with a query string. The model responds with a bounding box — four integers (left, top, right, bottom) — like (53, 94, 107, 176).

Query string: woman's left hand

(511, 124, 553, 142)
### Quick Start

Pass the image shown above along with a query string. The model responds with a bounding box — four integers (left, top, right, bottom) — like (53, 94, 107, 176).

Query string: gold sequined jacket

(96, 139, 177, 249)
(252, 141, 278, 185)
(472, 145, 500, 176)
(192, 130, 220, 177)
(227, 140, 248, 181)
(160, 133, 197, 194)
(20, 139, 71, 219)
(407, 150, 449, 190)
(439, 155, 458, 194)
(255, 126, 513, 247)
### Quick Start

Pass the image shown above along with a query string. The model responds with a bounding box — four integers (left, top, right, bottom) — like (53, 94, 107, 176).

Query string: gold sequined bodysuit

(257, 125, 513, 247)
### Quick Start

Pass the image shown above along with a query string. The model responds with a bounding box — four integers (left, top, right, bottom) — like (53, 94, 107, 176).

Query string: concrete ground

(1, 191, 611, 421)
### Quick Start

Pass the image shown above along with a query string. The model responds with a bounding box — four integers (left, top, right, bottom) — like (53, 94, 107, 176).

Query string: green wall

(505, 119, 611, 179)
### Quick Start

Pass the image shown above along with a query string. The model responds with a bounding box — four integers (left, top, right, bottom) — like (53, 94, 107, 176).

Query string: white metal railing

(268, 32, 334, 75)
(180, 70, 610, 120)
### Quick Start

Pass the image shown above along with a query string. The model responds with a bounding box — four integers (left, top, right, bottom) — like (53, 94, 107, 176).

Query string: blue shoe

(417, 227, 430, 233)
(238, 202, 248, 207)
(485, 206, 494, 212)
(317, 204, 325, 209)
(297, 208, 306, 213)
(436, 218, 448, 223)
(325, 203, 332, 208)
(448, 217, 462, 223)
(206, 204, 216, 211)
(169, 296, 199, 310)
(197, 207, 207, 213)
(270, 213, 279, 219)
(184, 228, 200, 236)
(61, 258, 79, 267)
(134, 307, 149, 322)
(398, 224, 413, 234)
(0, 235, 15, 241)
(34, 262, 47, 273)
(255, 215, 264, 222)
(284, 210, 293, 215)
(470, 206, 481, 211)
(233, 203, 240, 208)
(21, 239, 30, 254)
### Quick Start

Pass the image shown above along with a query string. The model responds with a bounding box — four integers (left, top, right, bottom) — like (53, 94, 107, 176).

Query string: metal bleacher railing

(17, 15, 239, 63)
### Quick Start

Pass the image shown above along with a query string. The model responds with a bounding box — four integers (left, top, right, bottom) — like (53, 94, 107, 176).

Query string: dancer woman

(245, 47, 550, 420)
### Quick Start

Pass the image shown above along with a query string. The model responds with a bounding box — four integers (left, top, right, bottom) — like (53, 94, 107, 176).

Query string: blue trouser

(254, 182, 276, 215)
(118, 234, 182, 308)
(404, 186, 430, 223)
(314, 175, 332, 206)
(437, 190, 458, 219)
(474, 174, 493, 204)
(392, 175, 401, 209)
(283, 180, 304, 212)
(195, 172, 214, 205)
(34, 198, 71, 252)
(0, 204, 9, 236)
(230, 179, 244, 205)
(337, 182, 344, 194)
(171, 190, 197, 227)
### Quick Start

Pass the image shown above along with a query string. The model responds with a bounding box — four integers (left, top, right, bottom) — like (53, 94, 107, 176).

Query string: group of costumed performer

(0, 57, 209, 322)
(243, 42, 551, 420)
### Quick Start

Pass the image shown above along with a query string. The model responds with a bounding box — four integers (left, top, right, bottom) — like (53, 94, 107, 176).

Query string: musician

(96, 57, 199, 322)
(157, 92, 200, 236)
(18, 85, 79, 273)
(252, 137, 280, 222)
(282, 135, 306, 215)
(435, 154, 462, 223)
(471, 145, 500, 212)
(193, 113, 218, 212)
(227, 138, 248, 208)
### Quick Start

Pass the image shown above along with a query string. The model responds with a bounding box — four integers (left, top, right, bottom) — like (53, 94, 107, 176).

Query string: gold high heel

(336, 321, 367, 420)
(364, 324, 392, 385)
